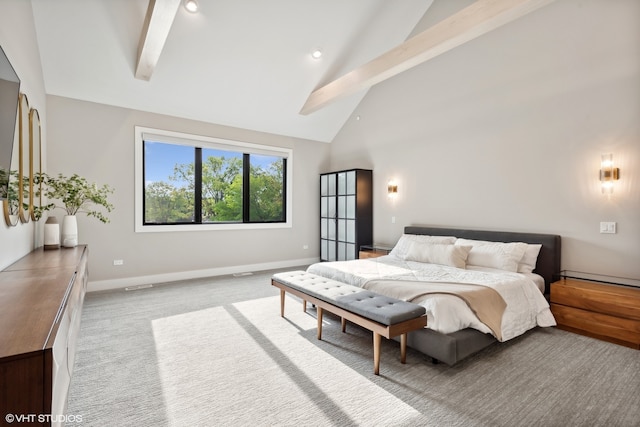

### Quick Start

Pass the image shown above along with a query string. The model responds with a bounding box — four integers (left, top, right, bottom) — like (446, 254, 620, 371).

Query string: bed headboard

(404, 226, 561, 295)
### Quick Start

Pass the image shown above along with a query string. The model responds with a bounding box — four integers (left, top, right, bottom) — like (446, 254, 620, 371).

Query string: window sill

(135, 221, 292, 233)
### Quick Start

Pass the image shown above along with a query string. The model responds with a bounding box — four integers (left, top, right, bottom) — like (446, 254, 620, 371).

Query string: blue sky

(144, 141, 278, 187)
(144, 142, 193, 183)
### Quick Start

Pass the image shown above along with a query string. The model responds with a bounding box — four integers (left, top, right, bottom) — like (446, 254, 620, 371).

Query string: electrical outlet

(599, 222, 616, 234)
(113, 259, 124, 266)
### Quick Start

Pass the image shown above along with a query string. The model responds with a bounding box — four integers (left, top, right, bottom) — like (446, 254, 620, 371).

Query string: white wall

(0, 0, 47, 269)
(3, 0, 638, 287)
(329, 0, 640, 279)
(46, 96, 330, 290)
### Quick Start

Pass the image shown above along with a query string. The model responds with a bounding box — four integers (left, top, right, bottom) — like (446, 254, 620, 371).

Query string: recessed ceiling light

(184, 0, 198, 13)
(311, 49, 323, 60)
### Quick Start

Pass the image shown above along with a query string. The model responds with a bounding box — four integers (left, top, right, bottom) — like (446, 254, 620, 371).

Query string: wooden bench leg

(341, 317, 347, 333)
(400, 333, 407, 364)
(279, 289, 285, 317)
(317, 307, 323, 340)
(373, 332, 381, 375)
(303, 300, 307, 312)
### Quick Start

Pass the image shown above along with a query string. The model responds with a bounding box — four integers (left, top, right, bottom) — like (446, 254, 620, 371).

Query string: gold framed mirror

(2, 133, 19, 226)
(3, 93, 27, 226)
(29, 108, 41, 221)
(18, 93, 30, 223)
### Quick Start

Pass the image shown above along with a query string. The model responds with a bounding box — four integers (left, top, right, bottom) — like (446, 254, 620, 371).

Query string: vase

(61, 215, 78, 248)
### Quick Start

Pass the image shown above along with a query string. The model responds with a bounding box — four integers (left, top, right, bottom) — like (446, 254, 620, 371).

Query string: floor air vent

(125, 284, 154, 291)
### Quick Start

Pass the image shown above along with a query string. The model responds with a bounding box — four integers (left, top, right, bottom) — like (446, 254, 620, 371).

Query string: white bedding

(306, 255, 556, 342)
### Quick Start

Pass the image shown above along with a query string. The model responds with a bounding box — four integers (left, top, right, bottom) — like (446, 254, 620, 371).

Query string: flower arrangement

(36, 173, 114, 223)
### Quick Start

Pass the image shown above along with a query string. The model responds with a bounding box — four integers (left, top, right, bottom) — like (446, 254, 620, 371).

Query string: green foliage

(144, 155, 284, 223)
(36, 173, 114, 223)
(2, 170, 23, 215)
(201, 155, 243, 221)
(249, 160, 284, 221)
(144, 180, 193, 223)
(0, 168, 9, 200)
(209, 172, 242, 221)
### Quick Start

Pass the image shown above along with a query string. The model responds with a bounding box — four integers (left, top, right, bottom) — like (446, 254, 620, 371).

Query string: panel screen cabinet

(320, 169, 373, 261)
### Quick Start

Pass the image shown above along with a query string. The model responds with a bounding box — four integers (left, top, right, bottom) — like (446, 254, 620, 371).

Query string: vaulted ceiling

(31, 0, 433, 143)
(30, 0, 555, 143)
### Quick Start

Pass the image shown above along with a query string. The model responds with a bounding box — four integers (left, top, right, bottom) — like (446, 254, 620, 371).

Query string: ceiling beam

(299, 0, 556, 115)
(135, 0, 182, 81)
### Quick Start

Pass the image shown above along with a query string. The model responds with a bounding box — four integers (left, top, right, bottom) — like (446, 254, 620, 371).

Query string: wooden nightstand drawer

(551, 303, 640, 348)
(551, 279, 640, 320)
(550, 278, 640, 349)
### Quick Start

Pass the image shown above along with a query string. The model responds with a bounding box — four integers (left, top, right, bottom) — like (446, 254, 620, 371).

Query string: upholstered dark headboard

(404, 226, 561, 295)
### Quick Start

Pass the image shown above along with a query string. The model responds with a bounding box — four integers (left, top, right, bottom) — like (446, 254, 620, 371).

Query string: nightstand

(359, 244, 393, 259)
(550, 273, 640, 349)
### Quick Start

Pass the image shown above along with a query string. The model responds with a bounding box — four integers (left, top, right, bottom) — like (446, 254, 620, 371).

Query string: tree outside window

(143, 141, 285, 225)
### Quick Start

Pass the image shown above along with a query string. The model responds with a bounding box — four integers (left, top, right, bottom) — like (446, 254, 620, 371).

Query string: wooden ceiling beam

(299, 0, 556, 115)
(135, 0, 182, 81)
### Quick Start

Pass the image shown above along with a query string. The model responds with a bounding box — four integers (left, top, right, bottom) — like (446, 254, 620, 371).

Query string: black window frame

(136, 128, 291, 231)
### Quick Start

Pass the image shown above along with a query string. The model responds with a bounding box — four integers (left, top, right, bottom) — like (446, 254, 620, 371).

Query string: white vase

(61, 215, 78, 248)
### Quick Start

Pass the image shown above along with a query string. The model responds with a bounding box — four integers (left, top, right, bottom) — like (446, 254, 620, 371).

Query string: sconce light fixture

(599, 153, 619, 194)
(387, 180, 398, 199)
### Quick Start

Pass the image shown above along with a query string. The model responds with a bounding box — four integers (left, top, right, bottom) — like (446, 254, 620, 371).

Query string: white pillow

(455, 238, 528, 272)
(404, 242, 471, 269)
(389, 234, 457, 259)
(518, 244, 542, 274)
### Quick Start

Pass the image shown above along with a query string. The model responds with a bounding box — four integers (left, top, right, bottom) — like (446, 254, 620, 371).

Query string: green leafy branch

(35, 173, 114, 223)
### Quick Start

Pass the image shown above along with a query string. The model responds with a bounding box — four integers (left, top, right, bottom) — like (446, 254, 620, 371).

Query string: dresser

(320, 169, 373, 261)
(0, 245, 88, 426)
(550, 277, 640, 349)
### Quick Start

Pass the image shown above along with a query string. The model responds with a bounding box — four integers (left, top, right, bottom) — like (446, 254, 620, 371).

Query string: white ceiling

(31, 0, 433, 143)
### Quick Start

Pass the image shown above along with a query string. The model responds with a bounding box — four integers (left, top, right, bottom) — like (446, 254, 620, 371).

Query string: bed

(306, 226, 561, 365)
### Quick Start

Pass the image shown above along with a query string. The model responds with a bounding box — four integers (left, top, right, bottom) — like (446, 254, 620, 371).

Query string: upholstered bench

(271, 271, 427, 375)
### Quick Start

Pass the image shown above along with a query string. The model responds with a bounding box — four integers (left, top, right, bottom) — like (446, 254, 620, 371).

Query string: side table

(550, 273, 640, 349)
(359, 244, 393, 259)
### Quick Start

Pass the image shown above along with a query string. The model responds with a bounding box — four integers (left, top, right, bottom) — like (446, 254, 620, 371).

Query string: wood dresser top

(4, 246, 86, 271)
(0, 246, 86, 359)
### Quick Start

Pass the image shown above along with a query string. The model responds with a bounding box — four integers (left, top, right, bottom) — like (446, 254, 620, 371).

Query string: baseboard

(88, 257, 320, 292)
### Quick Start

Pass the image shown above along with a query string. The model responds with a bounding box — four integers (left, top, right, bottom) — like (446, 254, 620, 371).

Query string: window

(135, 127, 292, 232)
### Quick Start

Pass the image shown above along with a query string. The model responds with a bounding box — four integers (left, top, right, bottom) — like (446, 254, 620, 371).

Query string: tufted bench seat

(271, 271, 427, 375)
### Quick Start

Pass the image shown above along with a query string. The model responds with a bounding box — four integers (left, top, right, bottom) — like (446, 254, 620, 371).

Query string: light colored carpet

(66, 269, 640, 426)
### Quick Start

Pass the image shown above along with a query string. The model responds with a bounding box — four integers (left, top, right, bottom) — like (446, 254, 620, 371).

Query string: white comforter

(306, 255, 556, 342)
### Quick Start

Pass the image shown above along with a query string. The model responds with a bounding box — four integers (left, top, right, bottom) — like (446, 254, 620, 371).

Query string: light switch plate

(600, 222, 616, 234)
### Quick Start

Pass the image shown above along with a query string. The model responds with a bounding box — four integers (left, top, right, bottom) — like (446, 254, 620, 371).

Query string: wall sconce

(599, 153, 619, 194)
(387, 180, 398, 199)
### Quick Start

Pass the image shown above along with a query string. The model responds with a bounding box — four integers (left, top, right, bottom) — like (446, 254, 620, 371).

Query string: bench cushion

(272, 271, 426, 326)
